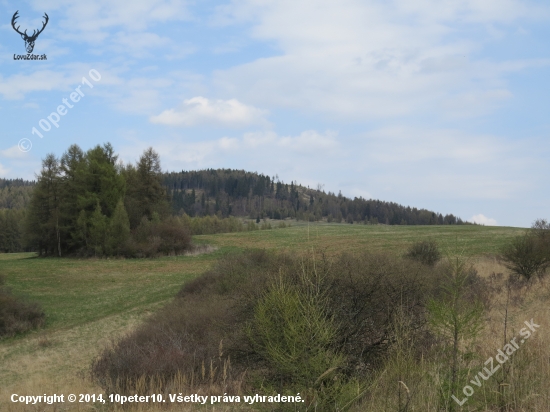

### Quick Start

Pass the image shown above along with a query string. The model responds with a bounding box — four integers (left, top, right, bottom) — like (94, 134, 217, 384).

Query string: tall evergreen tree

(88, 202, 107, 256)
(124, 148, 169, 228)
(78, 143, 125, 219)
(106, 199, 131, 255)
(60, 144, 85, 252)
(25, 154, 62, 256)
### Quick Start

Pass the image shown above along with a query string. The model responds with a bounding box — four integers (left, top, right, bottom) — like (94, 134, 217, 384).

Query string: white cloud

(0, 64, 120, 100)
(150, 97, 269, 127)
(0, 145, 29, 159)
(31, 0, 190, 34)
(118, 130, 342, 185)
(363, 127, 503, 164)
(164, 130, 339, 162)
(394, 0, 546, 23)
(111, 31, 171, 54)
(441, 89, 513, 118)
(355, 126, 538, 201)
(470, 214, 498, 226)
(21, 0, 193, 57)
(0, 71, 74, 100)
(0, 162, 9, 177)
(211, 0, 550, 119)
(22, 102, 40, 109)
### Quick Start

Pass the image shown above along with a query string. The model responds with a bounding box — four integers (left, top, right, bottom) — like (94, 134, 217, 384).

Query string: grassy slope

(0, 224, 525, 410)
(197, 222, 523, 256)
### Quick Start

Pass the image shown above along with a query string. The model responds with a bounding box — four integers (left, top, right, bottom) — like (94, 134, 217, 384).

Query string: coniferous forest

(1, 143, 469, 255)
(166, 169, 466, 225)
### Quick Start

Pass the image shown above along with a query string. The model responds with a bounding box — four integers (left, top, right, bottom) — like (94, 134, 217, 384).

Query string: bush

(91, 250, 276, 393)
(405, 239, 442, 266)
(0, 275, 45, 338)
(185, 215, 245, 235)
(92, 249, 440, 410)
(500, 233, 549, 280)
(125, 216, 191, 258)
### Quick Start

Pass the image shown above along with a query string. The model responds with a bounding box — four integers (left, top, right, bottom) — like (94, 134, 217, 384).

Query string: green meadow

(0, 223, 527, 410)
(1, 224, 523, 337)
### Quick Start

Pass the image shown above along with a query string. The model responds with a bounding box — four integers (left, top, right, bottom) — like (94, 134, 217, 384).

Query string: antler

(11, 11, 49, 40)
(11, 11, 26, 37)
(33, 13, 49, 38)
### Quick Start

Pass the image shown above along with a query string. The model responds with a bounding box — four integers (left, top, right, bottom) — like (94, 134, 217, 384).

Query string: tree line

(165, 169, 468, 225)
(1, 144, 471, 254)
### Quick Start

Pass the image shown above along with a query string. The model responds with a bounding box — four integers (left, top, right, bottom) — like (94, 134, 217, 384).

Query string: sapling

(427, 255, 484, 411)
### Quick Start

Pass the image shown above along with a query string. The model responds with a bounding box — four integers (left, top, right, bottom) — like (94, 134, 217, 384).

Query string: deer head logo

(11, 11, 49, 54)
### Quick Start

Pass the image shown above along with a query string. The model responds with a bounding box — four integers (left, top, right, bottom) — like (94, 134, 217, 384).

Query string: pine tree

(427, 256, 484, 410)
(76, 210, 88, 251)
(88, 202, 107, 256)
(79, 144, 125, 219)
(106, 199, 130, 255)
(124, 147, 169, 228)
(60, 144, 85, 252)
(24, 154, 62, 256)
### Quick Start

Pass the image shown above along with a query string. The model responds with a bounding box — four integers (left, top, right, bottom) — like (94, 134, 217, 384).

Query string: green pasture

(0, 223, 524, 337)
(198, 222, 524, 256)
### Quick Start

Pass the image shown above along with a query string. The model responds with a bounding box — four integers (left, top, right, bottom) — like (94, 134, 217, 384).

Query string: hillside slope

(164, 169, 467, 225)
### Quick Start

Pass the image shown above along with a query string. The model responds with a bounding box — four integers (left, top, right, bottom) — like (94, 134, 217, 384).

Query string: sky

(1, 0, 549, 228)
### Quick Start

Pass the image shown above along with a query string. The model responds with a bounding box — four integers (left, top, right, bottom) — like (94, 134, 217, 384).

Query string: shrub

(405, 239, 442, 266)
(126, 216, 191, 258)
(499, 233, 549, 280)
(0, 275, 45, 338)
(531, 218, 550, 240)
(92, 249, 440, 410)
(91, 250, 276, 393)
(185, 215, 245, 235)
(246, 221, 258, 231)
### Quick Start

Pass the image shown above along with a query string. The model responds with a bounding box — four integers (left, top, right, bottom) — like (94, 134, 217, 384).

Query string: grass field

(0, 223, 529, 411)
(198, 222, 524, 256)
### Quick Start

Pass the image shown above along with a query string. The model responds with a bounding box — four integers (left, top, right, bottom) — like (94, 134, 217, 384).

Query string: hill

(1, 170, 464, 226)
(164, 169, 467, 225)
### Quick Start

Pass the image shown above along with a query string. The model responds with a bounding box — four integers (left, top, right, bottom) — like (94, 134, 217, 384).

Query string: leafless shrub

(405, 240, 442, 266)
(0, 275, 45, 338)
(499, 233, 549, 280)
(92, 249, 443, 409)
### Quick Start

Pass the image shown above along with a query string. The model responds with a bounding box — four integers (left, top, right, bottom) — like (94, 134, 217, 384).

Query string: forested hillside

(165, 169, 466, 225)
(1, 145, 468, 254)
(0, 179, 34, 209)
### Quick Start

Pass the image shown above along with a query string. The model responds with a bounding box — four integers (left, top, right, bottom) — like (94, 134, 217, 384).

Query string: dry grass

(354, 258, 550, 412)
(183, 244, 218, 257)
(473, 255, 506, 278)
(1, 300, 168, 412)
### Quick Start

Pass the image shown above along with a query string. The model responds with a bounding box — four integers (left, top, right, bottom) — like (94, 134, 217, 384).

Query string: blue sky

(1, 0, 549, 227)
